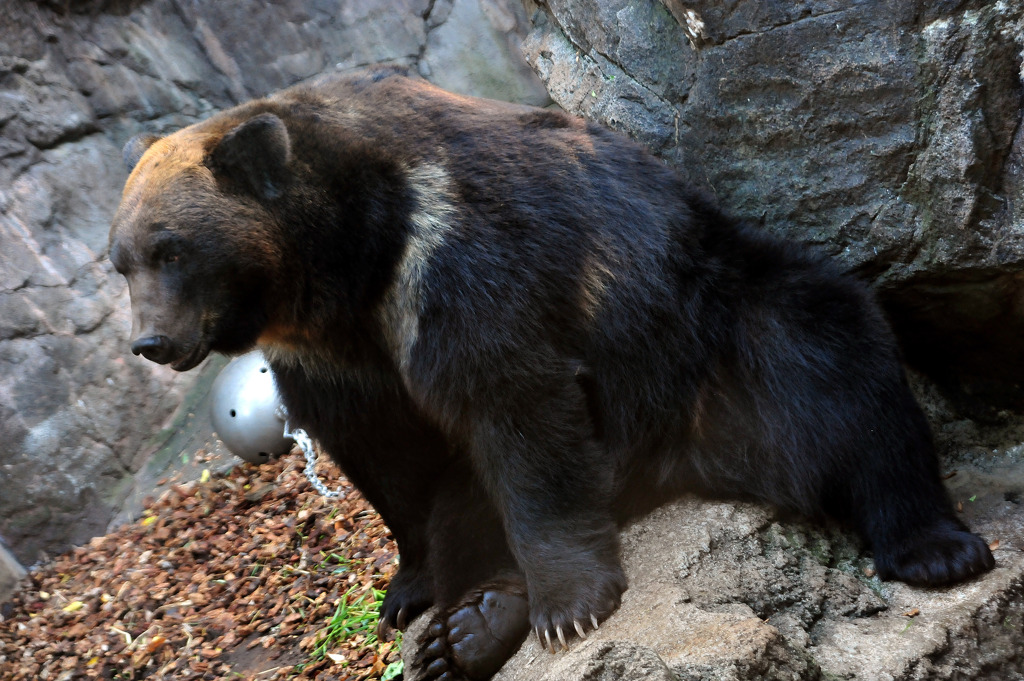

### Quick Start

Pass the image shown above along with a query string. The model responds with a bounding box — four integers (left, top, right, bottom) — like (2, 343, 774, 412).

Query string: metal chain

(284, 422, 345, 499)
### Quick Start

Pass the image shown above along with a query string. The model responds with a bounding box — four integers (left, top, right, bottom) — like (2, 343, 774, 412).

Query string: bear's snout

(131, 335, 175, 364)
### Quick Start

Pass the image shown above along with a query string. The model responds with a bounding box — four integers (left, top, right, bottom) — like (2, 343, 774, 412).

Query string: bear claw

(536, 611, 602, 653)
(377, 566, 433, 639)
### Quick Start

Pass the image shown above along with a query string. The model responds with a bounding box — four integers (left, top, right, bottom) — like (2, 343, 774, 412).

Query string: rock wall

(523, 0, 1024, 404)
(0, 0, 545, 579)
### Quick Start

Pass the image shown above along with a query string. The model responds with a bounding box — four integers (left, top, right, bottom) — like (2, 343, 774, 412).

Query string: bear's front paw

(415, 580, 530, 681)
(377, 565, 434, 638)
(528, 563, 625, 653)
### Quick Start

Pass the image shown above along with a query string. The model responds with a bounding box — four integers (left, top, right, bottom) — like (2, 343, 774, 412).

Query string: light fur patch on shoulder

(380, 162, 458, 377)
(580, 249, 618, 322)
(261, 343, 348, 385)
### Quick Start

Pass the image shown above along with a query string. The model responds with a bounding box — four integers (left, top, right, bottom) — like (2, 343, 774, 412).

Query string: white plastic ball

(209, 351, 292, 463)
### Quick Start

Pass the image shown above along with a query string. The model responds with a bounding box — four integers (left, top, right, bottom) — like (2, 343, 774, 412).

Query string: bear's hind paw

(415, 582, 530, 681)
(875, 522, 995, 586)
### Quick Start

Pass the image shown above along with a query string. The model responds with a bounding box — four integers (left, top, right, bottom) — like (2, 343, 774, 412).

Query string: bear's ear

(123, 134, 160, 172)
(207, 113, 291, 200)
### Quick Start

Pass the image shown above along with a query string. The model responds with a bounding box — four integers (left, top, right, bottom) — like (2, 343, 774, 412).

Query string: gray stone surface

(522, 0, 1024, 400)
(0, 544, 26, 606)
(0, 0, 544, 583)
(421, 0, 551, 105)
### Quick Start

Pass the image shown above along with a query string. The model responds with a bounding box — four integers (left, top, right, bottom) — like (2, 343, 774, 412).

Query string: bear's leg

(459, 377, 626, 651)
(326, 431, 439, 637)
(408, 340, 624, 658)
(355, 455, 437, 637)
(852, 472, 995, 586)
(872, 513, 994, 586)
(677, 367, 994, 587)
(412, 466, 530, 680)
(854, 444, 993, 585)
(826, 395, 994, 585)
(282, 377, 447, 637)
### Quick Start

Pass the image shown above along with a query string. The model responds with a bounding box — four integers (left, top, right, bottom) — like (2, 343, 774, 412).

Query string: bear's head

(109, 112, 292, 371)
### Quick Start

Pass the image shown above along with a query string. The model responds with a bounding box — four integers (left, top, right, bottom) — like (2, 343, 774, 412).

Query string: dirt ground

(0, 448, 404, 680)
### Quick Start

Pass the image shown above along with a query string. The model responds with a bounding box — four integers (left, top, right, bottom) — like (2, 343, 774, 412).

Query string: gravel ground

(0, 450, 403, 681)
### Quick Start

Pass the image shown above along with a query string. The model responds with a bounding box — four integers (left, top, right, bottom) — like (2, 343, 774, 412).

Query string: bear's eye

(149, 248, 179, 267)
(150, 236, 185, 268)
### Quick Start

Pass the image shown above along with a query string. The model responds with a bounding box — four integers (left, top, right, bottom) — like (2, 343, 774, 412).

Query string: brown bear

(109, 65, 994, 681)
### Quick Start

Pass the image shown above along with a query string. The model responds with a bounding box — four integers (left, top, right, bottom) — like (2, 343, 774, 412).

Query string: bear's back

(272, 66, 688, 241)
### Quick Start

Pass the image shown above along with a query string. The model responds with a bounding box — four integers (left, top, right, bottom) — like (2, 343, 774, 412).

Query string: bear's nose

(131, 335, 174, 364)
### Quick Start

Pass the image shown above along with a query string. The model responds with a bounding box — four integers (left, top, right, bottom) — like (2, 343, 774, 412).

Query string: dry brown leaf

(145, 634, 169, 653)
